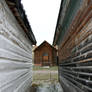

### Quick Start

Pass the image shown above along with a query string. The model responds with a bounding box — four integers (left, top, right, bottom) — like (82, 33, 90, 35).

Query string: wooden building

(34, 41, 57, 66)
(53, 0, 92, 92)
(0, 0, 36, 92)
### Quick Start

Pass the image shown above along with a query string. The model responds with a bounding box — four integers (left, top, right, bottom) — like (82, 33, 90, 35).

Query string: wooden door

(42, 53, 50, 66)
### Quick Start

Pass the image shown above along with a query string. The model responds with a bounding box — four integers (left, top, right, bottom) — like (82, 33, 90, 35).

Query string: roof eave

(6, 0, 37, 45)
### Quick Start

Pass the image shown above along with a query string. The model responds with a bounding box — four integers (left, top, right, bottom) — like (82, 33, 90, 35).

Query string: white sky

(22, 0, 61, 45)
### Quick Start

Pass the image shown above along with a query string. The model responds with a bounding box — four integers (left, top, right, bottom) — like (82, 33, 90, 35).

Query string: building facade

(53, 0, 92, 92)
(0, 0, 36, 92)
(34, 41, 57, 66)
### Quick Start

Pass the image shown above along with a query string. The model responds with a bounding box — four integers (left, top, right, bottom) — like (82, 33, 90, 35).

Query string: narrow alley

(0, 0, 92, 92)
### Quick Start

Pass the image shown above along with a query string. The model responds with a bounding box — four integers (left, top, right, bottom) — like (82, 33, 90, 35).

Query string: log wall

(58, 0, 92, 92)
(0, 0, 33, 92)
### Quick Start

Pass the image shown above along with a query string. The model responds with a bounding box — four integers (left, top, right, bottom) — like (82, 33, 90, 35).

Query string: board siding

(0, 0, 33, 92)
(57, 1, 92, 92)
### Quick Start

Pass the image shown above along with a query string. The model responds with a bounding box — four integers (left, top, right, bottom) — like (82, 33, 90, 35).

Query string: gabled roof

(34, 41, 57, 52)
(5, 0, 36, 45)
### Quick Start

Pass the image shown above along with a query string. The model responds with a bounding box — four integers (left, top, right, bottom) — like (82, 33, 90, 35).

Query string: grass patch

(33, 73, 58, 83)
(33, 66, 58, 71)
(33, 66, 58, 84)
(33, 73, 58, 80)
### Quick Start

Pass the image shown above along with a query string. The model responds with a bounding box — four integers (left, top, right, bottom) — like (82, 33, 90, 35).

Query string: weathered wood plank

(0, 1, 33, 92)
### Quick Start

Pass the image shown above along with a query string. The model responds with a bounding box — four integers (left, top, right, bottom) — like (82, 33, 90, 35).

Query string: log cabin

(53, 0, 92, 92)
(0, 0, 36, 92)
(34, 41, 57, 66)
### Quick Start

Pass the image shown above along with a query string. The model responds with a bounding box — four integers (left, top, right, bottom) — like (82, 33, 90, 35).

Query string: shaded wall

(54, 0, 92, 91)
